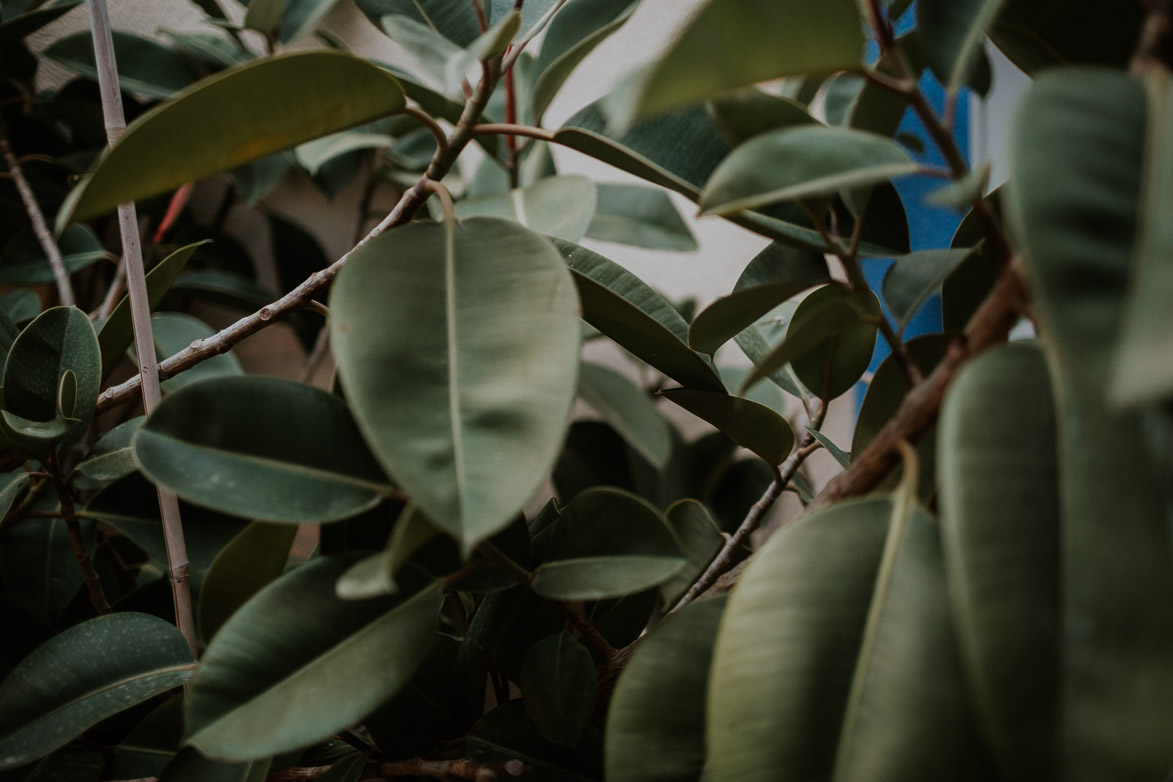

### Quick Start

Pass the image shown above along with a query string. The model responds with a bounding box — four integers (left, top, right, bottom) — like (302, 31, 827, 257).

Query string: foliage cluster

(1, 0, 1172, 780)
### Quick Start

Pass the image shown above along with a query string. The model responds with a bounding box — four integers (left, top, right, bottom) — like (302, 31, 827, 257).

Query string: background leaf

(583, 184, 697, 251)
(520, 633, 597, 746)
(198, 522, 297, 642)
(577, 362, 672, 469)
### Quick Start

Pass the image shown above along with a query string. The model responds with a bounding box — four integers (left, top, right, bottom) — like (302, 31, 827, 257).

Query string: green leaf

(531, 488, 685, 601)
(658, 500, 723, 606)
(881, 249, 971, 330)
(699, 126, 917, 216)
(146, 313, 244, 392)
(330, 219, 580, 550)
(57, 51, 407, 228)
(77, 417, 144, 484)
(0, 613, 195, 770)
(689, 242, 830, 356)
(159, 29, 250, 68)
(707, 88, 818, 145)
(453, 175, 598, 242)
(705, 497, 890, 781)
(109, 695, 183, 779)
(939, 342, 1059, 780)
(444, 9, 521, 94)
(0, 224, 109, 285)
(619, 0, 864, 123)
(531, 0, 637, 123)
(605, 595, 725, 782)
(0, 2, 79, 43)
(583, 184, 697, 251)
(186, 556, 440, 760)
(989, 0, 1144, 75)
(0, 470, 28, 520)
(739, 285, 875, 395)
(198, 522, 297, 642)
(159, 748, 270, 782)
(43, 30, 200, 99)
(243, 0, 284, 33)
(577, 362, 672, 469)
(380, 14, 463, 91)
(659, 388, 794, 465)
(135, 376, 391, 524)
(0, 289, 41, 325)
(0, 515, 92, 622)
(831, 495, 989, 781)
(1112, 73, 1173, 405)
(807, 427, 850, 469)
(551, 238, 726, 393)
(926, 163, 990, 211)
(520, 633, 597, 746)
(2, 306, 100, 449)
(277, 0, 341, 42)
(353, 0, 481, 46)
(97, 243, 204, 382)
(294, 131, 396, 176)
(917, 0, 1006, 93)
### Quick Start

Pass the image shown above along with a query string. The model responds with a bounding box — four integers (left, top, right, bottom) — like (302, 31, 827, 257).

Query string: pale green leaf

(584, 184, 697, 251)
(453, 175, 597, 242)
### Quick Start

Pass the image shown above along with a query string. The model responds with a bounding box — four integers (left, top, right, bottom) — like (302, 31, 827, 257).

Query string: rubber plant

(0, 0, 1171, 779)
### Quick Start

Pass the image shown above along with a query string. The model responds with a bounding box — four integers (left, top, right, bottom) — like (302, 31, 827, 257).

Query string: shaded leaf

(659, 388, 794, 465)
(159, 748, 270, 782)
(243, 0, 284, 33)
(578, 362, 672, 469)
(186, 556, 441, 760)
(0, 613, 195, 770)
(353, 0, 481, 46)
(707, 88, 817, 144)
(0, 515, 92, 623)
(135, 376, 391, 524)
(989, 0, 1144, 75)
(43, 30, 200, 99)
(198, 522, 297, 642)
(77, 417, 144, 484)
(331, 219, 580, 550)
(918, 0, 1006, 92)
(57, 51, 407, 227)
(521, 634, 597, 746)
(584, 184, 696, 251)
(277, 0, 340, 43)
(658, 499, 723, 606)
(881, 249, 971, 330)
(0, 224, 109, 286)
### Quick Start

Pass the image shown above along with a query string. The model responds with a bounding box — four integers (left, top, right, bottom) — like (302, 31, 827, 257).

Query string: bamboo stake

(85, 0, 196, 650)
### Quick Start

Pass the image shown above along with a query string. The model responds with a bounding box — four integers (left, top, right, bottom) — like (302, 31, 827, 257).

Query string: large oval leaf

(605, 595, 726, 782)
(57, 50, 406, 227)
(135, 376, 391, 524)
(706, 497, 889, 781)
(939, 342, 1059, 780)
(186, 556, 441, 760)
(0, 613, 195, 770)
(452, 175, 597, 242)
(699, 126, 918, 216)
(330, 218, 580, 550)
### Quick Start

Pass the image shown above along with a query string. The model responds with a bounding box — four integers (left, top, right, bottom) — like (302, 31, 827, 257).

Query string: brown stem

(48, 448, 111, 615)
(0, 121, 75, 306)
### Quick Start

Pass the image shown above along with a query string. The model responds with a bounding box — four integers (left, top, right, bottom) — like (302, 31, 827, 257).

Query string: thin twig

(48, 448, 111, 615)
(404, 105, 449, 154)
(95, 259, 128, 321)
(0, 121, 75, 306)
(299, 325, 332, 384)
(87, 0, 196, 650)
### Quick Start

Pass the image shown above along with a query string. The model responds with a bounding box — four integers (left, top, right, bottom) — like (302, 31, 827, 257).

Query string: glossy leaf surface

(0, 613, 195, 770)
(331, 219, 580, 549)
(135, 376, 390, 523)
(58, 51, 406, 226)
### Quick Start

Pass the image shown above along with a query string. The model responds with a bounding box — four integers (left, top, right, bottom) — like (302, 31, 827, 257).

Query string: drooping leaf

(57, 51, 407, 227)
(531, 488, 685, 601)
(605, 596, 726, 782)
(881, 249, 971, 331)
(43, 30, 201, 99)
(530, 0, 637, 123)
(699, 126, 917, 216)
(1112, 73, 1173, 406)
(917, 0, 1006, 92)
(618, 0, 864, 123)
(186, 556, 441, 760)
(0, 613, 195, 770)
(939, 342, 1059, 780)
(520, 633, 597, 746)
(453, 175, 597, 242)
(97, 241, 203, 380)
(76, 417, 144, 484)
(135, 376, 391, 524)
(331, 218, 580, 550)
(706, 497, 890, 781)
(198, 522, 297, 642)
(577, 362, 672, 469)
(0, 224, 109, 285)
(659, 388, 795, 465)
(1, 306, 100, 449)
(551, 238, 725, 392)
(583, 184, 697, 251)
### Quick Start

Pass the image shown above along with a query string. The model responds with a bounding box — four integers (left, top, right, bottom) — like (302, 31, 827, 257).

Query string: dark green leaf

(584, 184, 697, 251)
(159, 29, 250, 69)
(578, 362, 672, 469)
(331, 219, 579, 550)
(989, 0, 1144, 75)
(294, 131, 395, 176)
(186, 556, 440, 760)
(0, 224, 109, 285)
(135, 376, 391, 523)
(881, 249, 971, 330)
(706, 497, 890, 781)
(0, 471, 28, 520)
(552, 238, 726, 392)
(77, 417, 144, 484)
(926, 163, 990, 211)
(707, 88, 817, 144)
(658, 500, 723, 606)
(0, 515, 92, 622)
(0, 613, 195, 770)
(198, 522, 297, 642)
(659, 388, 794, 465)
(353, 0, 481, 46)
(917, 0, 1006, 92)
(109, 695, 183, 779)
(277, 0, 340, 42)
(0, 289, 41, 325)
(43, 30, 200, 99)
(521, 633, 597, 746)
(699, 126, 917, 216)
(57, 51, 407, 227)
(0, 2, 79, 43)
